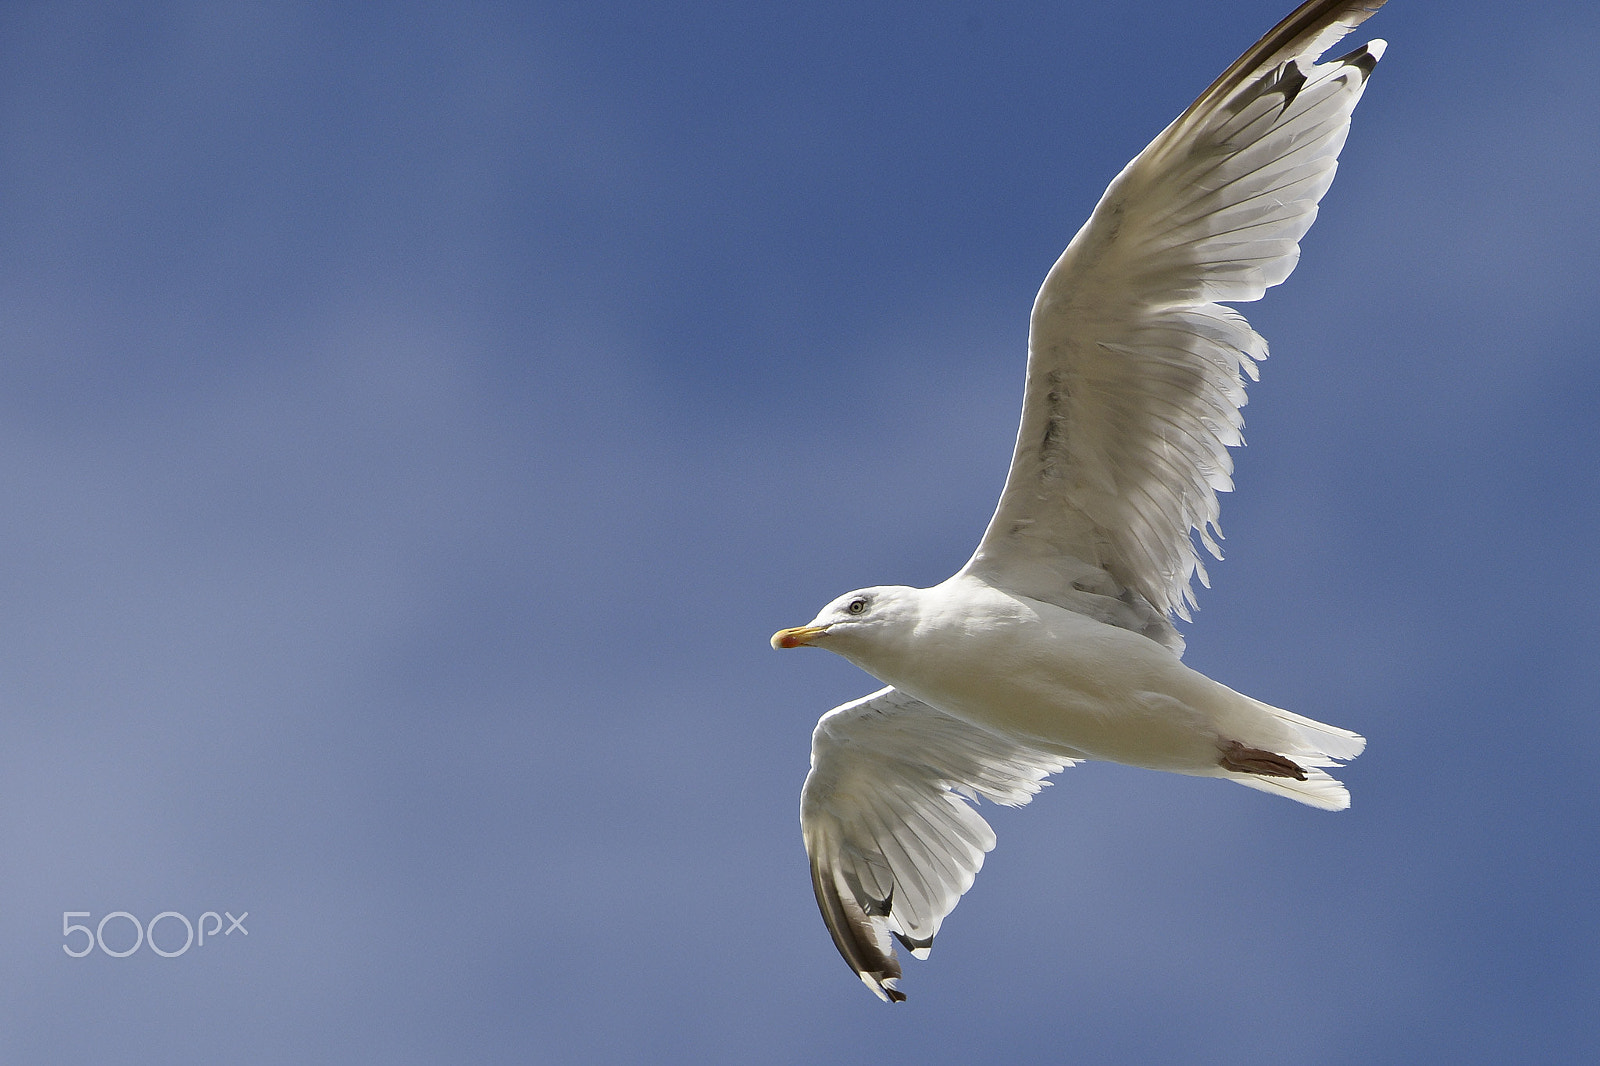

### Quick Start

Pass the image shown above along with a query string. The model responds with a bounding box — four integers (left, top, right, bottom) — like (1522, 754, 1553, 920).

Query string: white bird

(772, 0, 1387, 1002)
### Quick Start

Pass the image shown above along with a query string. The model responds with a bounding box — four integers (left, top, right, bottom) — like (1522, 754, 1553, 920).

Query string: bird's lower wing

(800, 687, 1072, 1001)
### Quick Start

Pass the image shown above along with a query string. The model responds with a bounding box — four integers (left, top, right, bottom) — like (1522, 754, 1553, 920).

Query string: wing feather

(800, 687, 1071, 1001)
(962, 0, 1386, 626)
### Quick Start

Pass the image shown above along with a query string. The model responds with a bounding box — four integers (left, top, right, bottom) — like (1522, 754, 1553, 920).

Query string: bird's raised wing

(962, 0, 1386, 627)
(801, 687, 1072, 1001)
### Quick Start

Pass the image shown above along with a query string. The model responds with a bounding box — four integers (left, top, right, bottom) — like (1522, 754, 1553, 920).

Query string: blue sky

(2, 1, 1596, 1061)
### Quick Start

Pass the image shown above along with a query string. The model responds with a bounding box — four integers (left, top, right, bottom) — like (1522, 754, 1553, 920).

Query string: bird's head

(771, 586, 919, 654)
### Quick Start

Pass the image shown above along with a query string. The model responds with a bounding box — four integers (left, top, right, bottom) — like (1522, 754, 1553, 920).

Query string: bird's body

(825, 580, 1231, 769)
(791, 577, 1362, 805)
(773, 0, 1391, 1003)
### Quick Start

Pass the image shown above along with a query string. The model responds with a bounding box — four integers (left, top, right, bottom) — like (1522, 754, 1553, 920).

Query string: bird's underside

(774, 0, 1387, 1003)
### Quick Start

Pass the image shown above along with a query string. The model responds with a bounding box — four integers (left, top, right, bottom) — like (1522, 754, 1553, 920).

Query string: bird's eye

(847, 598, 867, 615)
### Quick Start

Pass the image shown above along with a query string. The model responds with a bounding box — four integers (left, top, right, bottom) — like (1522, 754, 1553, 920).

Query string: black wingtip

(1333, 41, 1383, 78)
(811, 852, 907, 1002)
(1275, 60, 1308, 112)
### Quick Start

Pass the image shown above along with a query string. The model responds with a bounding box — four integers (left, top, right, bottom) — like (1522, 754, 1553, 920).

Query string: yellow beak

(771, 624, 829, 650)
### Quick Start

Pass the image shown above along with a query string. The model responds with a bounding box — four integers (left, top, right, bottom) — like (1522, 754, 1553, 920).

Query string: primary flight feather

(773, 0, 1387, 1002)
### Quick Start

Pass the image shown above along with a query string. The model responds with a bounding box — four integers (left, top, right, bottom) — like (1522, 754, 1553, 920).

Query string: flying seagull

(772, 0, 1388, 1002)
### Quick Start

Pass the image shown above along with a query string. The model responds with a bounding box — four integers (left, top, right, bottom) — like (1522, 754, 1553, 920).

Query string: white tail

(1229, 765, 1354, 811)
(1229, 700, 1366, 810)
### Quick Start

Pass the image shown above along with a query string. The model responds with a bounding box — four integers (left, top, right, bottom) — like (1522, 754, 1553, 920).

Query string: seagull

(771, 0, 1387, 1003)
